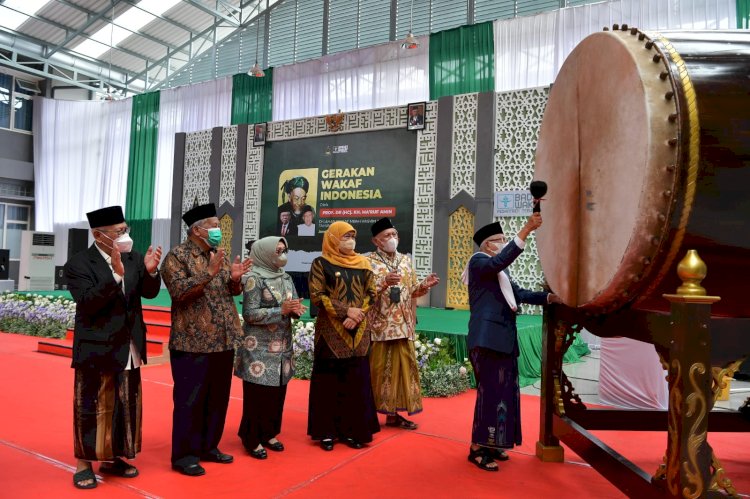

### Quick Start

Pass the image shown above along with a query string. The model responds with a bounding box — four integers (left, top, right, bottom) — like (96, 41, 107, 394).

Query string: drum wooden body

(535, 29, 750, 317)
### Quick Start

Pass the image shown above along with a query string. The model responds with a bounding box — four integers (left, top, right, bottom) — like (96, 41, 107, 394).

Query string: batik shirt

(366, 249, 429, 342)
(308, 257, 376, 359)
(161, 238, 242, 353)
(234, 273, 297, 387)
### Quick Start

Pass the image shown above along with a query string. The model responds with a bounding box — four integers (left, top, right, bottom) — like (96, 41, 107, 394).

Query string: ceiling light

(401, 0, 419, 49)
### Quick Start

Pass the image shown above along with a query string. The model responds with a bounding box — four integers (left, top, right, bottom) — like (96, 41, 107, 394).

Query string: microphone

(530, 180, 547, 213)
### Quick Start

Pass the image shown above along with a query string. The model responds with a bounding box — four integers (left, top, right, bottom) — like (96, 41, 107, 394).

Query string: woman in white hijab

(234, 236, 305, 459)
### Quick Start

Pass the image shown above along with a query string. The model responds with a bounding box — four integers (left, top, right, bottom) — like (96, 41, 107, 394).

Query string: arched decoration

(446, 205, 474, 310)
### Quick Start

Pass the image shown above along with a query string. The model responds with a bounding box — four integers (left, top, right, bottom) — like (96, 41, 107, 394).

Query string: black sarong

(238, 381, 287, 450)
(73, 367, 142, 461)
(469, 347, 522, 449)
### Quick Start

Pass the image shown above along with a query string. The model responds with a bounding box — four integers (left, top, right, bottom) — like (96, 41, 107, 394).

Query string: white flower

(414, 340, 422, 348)
(433, 338, 442, 345)
(459, 366, 467, 375)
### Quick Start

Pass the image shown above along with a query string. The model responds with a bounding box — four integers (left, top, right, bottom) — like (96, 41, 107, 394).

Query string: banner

(261, 129, 417, 271)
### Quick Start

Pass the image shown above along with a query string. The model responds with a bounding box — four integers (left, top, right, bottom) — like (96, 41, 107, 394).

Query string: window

(1, 203, 31, 259)
(0, 72, 38, 133)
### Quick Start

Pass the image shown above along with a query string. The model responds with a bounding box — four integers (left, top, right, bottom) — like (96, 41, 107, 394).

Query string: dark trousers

(239, 381, 287, 450)
(170, 349, 234, 466)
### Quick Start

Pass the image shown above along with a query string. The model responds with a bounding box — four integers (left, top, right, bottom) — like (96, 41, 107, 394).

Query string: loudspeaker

(0, 249, 9, 280)
(68, 228, 89, 260)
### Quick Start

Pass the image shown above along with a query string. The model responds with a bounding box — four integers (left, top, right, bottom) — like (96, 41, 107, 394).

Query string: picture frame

(253, 122, 267, 146)
(406, 102, 426, 131)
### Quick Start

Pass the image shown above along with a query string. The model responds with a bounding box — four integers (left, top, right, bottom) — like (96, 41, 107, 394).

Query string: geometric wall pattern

(242, 136, 265, 250)
(450, 93, 479, 198)
(181, 129, 213, 240)
(219, 126, 238, 208)
(412, 100, 439, 280)
(446, 205, 474, 310)
(494, 86, 550, 314)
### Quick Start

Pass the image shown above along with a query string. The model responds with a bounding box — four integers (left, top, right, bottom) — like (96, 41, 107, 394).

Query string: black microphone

(530, 181, 547, 213)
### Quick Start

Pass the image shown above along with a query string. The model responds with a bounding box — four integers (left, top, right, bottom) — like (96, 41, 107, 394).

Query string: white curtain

(33, 97, 132, 265)
(273, 38, 429, 121)
(495, 0, 737, 92)
(599, 337, 669, 410)
(151, 76, 233, 255)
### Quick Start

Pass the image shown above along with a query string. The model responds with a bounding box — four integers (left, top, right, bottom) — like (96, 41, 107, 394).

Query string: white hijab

(461, 250, 517, 312)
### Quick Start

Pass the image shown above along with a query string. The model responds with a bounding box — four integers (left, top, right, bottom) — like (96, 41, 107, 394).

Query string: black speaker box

(68, 228, 89, 259)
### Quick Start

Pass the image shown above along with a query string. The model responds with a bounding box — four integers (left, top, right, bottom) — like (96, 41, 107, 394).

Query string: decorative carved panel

(182, 129, 212, 240)
(220, 126, 238, 208)
(494, 87, 549, 314)
(412, 100, 438, 280)
(446, 206, 474, 309)
(451, 93, 479, 198)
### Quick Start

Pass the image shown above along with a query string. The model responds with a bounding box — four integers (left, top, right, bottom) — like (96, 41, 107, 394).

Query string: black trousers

(170, 349, 234, 466)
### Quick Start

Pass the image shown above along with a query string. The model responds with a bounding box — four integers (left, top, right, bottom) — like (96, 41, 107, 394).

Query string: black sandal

(489, 448, 509, 461)
(73, 468, 97, 489)
(99, 458, 139, 478)
(468, 448, 499, 472)
(249, 447, 267, 460)
(263, 440, 285, 452)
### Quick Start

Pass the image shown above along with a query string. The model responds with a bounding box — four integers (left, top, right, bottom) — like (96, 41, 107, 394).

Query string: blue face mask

(204, 227, 222, 247)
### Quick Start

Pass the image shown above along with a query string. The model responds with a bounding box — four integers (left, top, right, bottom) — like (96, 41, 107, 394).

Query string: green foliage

(420, 363, 471, 398)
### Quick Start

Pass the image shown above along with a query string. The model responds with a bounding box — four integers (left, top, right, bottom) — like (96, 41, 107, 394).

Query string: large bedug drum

(535, 28, 750, 318)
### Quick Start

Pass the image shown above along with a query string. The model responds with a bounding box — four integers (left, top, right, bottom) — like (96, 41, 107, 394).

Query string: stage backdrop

(261, 129, 416, 271)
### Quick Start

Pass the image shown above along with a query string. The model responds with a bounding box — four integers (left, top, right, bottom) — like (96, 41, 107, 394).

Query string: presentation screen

(260, 129, 417, 272)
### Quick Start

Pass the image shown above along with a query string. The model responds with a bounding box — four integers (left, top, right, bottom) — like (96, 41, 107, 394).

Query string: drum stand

(537, 251, 749, 498)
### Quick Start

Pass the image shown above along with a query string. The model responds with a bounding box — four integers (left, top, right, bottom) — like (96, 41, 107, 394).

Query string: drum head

(535, 31, 679, 310)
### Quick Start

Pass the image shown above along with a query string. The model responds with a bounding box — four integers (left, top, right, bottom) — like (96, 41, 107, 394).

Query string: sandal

(99, 458, 139, 478)
(468, 448, 498, 472)
(249, 447, 267, 460)
(489, 448, 510, 461)
(385, 414, 418, 430)
(73, 468, 97, 489)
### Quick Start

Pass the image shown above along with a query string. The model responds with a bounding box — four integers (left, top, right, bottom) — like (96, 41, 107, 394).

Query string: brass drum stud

(630, 27, 638, 35)
(666, 164, 676, 172)
(665, 91, 674, 100)
(653, 54, 662, 63)
(612, 24, 620, 30)
(621, 24, 629, 31)
(638, 33, 646, 41)
(603, 26, 610, 31)
(645, 41, 654, 50)
(658, 213, 667, 222)
(640, 257, 652, 266)
(668, 138, 678, 146)
(663, 190, 673, 198)
(660, 72, 669, 80)
(668, 113, 678, 123)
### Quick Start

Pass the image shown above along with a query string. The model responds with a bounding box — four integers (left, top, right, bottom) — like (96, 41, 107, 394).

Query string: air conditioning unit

(18, 231, 55, 291)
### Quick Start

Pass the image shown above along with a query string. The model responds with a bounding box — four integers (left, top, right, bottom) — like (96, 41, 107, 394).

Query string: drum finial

(675, 250, 708, 296)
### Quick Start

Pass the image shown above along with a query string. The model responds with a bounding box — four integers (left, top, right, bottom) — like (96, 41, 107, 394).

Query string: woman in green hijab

(234, 236, 305, 459)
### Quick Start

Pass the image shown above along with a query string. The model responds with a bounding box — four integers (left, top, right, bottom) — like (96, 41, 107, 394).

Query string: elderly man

(161, 203, 252, 477)
(366, 218, 439, 429)
(65, 205, 162, 489)
(464, 214, 560, 472)
(278, 176, 313, 227)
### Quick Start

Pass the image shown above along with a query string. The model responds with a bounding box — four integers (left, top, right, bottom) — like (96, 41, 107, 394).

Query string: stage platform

(28, 290, 590, 387)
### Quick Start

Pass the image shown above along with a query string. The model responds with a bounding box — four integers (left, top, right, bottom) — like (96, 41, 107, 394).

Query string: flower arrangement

(292, 319, 315, 380)
(290, 318, 470, 398)
(0, 292, 75, 338)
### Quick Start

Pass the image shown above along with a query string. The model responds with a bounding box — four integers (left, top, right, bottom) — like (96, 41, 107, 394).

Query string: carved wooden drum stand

(534, 26, 750, 498)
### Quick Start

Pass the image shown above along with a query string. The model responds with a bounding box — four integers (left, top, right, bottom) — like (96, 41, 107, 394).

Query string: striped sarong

(73, 368, 142, 461)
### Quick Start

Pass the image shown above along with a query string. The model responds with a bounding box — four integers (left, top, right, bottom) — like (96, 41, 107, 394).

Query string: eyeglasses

(99, 226, 130, 237)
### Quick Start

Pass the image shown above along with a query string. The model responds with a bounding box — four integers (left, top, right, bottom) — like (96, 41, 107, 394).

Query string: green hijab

(250, 236, 287, 279)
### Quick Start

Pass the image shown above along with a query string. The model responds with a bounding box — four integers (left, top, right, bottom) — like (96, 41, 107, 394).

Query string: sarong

(73, 367, 142, 461)
(369, 339, 423, 415)
(469, 347, 521, 449)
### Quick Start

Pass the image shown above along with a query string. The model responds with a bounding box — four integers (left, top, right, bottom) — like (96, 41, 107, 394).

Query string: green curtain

(126, 91, 160, 255)
(739, 0, 750, 28)
(231, 68, 274, 125)
(429, 22, 495, 100)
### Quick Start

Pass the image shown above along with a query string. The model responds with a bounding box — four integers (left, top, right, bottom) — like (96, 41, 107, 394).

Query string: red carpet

(1, 332, 747, 498)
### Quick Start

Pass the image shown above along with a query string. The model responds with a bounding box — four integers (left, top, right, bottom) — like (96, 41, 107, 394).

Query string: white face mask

(487, 240, 507, 255)
(102, 232, 134, 253)
(383, 238, 398, 253)
(339, 239, 356, 254)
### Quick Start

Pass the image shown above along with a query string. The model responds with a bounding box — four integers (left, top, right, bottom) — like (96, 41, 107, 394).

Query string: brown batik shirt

(161, 237, 243, 353)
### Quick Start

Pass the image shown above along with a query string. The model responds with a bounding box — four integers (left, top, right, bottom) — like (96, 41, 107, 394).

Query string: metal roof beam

(182, 0, 241, 27)
(50, 0, 182, 53)
(121, 0, 204, 39)
(127, 0, 269, 88)
(46, 0, 125, 59)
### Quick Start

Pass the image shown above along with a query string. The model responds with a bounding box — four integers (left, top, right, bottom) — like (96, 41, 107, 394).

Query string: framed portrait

(253, 122, 267, 146)
(406, 102, 426, 131)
